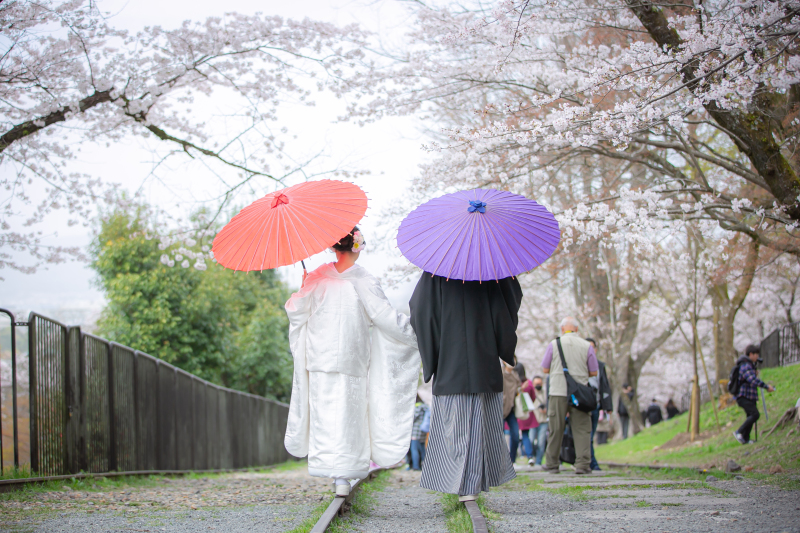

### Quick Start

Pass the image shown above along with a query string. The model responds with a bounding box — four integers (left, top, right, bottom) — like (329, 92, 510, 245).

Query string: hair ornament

(351, 230, 366, 253)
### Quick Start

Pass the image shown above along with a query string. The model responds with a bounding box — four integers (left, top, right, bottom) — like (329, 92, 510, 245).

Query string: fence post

(173, 367, 178, 470)
(107, 343, 117, 472)
(28, 313, 38, 474)
(64, 327, 75, 474)
(190, 377, 196, 470)
(132, 351, 140, 471)
(77, 331, 87, 472)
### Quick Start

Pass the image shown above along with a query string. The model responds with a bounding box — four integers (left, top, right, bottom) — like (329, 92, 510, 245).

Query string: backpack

(727, 358, 748, 395)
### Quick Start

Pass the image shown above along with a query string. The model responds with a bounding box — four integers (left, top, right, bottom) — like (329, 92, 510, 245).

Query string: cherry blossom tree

(1, 0, 372, 273)
(361, 0, 800, 257)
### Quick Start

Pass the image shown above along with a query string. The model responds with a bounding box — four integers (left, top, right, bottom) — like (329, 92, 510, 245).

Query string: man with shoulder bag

(540, 317, 598, 474)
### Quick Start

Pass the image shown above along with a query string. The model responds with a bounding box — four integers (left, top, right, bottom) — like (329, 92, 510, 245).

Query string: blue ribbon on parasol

(468, 200, 487, 213)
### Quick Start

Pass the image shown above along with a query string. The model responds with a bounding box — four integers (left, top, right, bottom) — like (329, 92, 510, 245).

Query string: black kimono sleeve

(409, 272, 441, 384)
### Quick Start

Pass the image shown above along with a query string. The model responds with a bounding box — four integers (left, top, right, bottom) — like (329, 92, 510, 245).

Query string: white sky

(1, 0, 424, 323)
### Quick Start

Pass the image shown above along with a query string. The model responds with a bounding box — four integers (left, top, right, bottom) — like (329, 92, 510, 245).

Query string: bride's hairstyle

(332, 227, 365, 252)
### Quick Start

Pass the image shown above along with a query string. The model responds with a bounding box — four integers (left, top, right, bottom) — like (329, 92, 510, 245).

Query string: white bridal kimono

(284, 263, 420, 479)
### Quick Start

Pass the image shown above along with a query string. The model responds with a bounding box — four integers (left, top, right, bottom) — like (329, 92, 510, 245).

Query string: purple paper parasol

(397, 189, 560, 281)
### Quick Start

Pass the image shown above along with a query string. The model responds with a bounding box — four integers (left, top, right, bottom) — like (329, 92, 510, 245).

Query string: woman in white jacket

(283, 228, 420, 495)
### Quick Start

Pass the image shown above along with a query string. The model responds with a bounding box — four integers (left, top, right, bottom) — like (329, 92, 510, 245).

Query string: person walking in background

(409, 396, 431, 471)
(732, 344, 775, 445)
(530, 375, 548, 468)
(541, 317, 598, 475)
(514, 363, 538, 466)
(645, 399, 663, 427)
(665, 399, 680, 419)
(502, 362, 522, 467)
(410, 273, 521, 502)
(618, 383, 634, 439)
(585, 338, 613, 471)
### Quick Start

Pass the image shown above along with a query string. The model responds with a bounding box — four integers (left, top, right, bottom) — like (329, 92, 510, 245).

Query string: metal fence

(679, 381, 711, 413)
(1, 309, 290, 476)
(761, 321, 800, 368)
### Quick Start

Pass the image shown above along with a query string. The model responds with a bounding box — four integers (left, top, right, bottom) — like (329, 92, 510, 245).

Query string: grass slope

(596, 364, 800, 473)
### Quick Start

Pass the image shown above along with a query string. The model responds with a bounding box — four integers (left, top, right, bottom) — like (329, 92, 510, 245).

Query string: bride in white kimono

(283, 227, 420, 495)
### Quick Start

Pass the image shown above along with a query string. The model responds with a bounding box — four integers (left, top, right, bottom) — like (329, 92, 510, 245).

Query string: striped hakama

(420, 392, 515, 495)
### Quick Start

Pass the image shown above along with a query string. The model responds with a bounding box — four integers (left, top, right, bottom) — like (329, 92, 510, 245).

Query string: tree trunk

(710, 240, 760, 385)
(571, 245, 686, 436)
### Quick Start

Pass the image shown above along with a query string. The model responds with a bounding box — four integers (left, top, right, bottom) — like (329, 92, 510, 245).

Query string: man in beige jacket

(540, 317, 598, 474)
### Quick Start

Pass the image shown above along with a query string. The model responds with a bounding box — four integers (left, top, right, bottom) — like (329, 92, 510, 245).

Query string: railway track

(309, 467, 490, 533)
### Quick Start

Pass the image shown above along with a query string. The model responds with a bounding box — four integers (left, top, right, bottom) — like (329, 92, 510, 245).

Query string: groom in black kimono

(409, 273, 522, 501)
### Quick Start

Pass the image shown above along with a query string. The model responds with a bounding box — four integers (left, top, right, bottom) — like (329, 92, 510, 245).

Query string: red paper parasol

(212, 180, 368, 271)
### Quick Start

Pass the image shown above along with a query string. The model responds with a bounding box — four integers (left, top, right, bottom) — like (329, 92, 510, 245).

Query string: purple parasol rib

(396, 189, 560, 281)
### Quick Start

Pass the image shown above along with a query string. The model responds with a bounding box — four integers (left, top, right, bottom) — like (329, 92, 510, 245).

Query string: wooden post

(690, 375, 700, 440)
(694, 320, 721, 431)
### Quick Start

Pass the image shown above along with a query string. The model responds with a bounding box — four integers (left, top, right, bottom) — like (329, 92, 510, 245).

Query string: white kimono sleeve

(283, 279, 316, 457)
(354, 277, 421, 467)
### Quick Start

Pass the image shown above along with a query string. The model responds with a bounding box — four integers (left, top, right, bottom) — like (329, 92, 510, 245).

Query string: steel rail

(310, 468, 385, 533)
(464, 500, 489, 533)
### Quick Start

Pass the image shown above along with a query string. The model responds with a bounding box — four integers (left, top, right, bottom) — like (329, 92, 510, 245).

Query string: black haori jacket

(409, 272, 523, 396)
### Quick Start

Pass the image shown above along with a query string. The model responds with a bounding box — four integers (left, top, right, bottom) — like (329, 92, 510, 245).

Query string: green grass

(287, 470, 391, 533)
(0, 466, 34, 480)
(440, 493, 500, 533)
(328, 470, 390, 533)
(596, 364, 800, 474)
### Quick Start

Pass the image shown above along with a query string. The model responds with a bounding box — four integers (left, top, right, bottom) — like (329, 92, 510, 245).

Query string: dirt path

(1, 462, 332, 532)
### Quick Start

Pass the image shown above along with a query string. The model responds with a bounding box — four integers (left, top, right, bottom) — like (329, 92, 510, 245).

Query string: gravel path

(4, 462, 798, 532)
(1, 463, 332, 532)
(352, 470, 446, 533)
(484, 465, 800, 533)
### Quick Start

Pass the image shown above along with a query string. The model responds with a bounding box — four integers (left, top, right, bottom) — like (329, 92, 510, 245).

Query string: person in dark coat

(665, 399, 680, 419)
(645, 399, 663, 426)
(409, 273, 522, 502)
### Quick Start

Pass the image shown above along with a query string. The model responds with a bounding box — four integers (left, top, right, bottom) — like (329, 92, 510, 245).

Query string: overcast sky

(1, 0, 425, 324)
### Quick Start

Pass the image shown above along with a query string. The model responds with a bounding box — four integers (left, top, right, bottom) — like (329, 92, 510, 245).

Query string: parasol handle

(300, 260, 308, 288)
